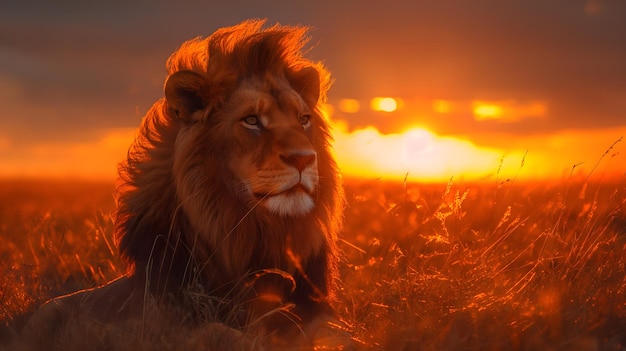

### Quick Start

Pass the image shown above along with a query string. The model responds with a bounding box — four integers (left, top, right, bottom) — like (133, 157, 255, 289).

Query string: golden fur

(21, 20, 348, 349)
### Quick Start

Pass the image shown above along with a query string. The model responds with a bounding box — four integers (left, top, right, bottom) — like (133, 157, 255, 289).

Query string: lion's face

(226, 77, 319, 217)
(165, 69, 326, 220)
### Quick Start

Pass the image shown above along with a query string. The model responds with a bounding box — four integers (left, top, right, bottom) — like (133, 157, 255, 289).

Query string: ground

(1, 176, 625, 350)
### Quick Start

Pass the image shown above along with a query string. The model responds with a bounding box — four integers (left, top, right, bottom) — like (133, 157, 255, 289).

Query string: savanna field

(1, 175, 625, 350)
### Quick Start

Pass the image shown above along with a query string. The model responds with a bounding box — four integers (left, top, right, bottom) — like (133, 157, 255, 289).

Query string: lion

(19, 20, 351, 350)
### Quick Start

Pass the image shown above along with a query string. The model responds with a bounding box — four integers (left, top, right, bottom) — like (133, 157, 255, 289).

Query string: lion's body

(21, 20, 349, 350)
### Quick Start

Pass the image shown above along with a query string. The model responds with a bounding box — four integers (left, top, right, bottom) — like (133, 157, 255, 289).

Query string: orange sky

(333, 123, 626, 182)
(1, 111, 624, 182)
(1, 1, 625, 182)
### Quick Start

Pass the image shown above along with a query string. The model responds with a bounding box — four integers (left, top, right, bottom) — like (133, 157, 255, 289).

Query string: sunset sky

(1, 0, 625, 181)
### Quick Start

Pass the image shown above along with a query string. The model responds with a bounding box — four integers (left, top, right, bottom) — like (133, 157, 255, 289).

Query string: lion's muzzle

(279, 151, 316, 173)
(249, 149, 319, 217)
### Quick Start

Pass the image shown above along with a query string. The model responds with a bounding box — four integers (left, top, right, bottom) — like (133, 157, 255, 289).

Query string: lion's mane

(114, 19, 343, 323)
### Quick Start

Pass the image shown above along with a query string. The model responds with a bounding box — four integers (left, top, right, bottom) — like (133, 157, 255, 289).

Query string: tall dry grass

(339, 175, 625, 350)
(0, 174, 625, 350)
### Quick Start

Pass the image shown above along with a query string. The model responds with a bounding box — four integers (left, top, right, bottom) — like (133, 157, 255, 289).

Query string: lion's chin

(261, 191, 315, 217)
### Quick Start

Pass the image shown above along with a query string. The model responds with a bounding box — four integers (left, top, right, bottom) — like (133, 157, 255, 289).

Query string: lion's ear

(290, 67, 321, 106)
(164, 70, 210, 121)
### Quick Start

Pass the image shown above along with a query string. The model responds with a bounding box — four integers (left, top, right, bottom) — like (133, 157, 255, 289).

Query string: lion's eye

(241, 115, 261, 130)
(298, 114, 312, 128)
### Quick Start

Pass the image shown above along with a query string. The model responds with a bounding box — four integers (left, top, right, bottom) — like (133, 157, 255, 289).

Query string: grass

(340, 176, 625, 350)
(0, 175, 625, 350)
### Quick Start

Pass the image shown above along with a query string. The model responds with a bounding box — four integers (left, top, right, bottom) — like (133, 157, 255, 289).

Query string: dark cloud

(1, 0, 625, 142)
(0, 0, 321, 141)
(314, 1, 626, 134)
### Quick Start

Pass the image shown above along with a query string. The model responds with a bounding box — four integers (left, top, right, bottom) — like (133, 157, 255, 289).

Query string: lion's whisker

(212, 185, 277, 253)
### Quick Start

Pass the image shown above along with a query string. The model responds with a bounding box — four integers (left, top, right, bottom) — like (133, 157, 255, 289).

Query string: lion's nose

(280, 152, 316, 172)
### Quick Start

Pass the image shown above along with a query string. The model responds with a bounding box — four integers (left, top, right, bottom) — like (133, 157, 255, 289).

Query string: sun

(402, 129, 436, 161)
(329, 120, 527, 182)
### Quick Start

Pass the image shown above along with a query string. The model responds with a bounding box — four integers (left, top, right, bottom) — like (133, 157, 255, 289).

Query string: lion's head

(113, 20, 343, 322)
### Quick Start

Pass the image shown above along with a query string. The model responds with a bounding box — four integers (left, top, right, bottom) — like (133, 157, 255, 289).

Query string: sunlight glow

(370, 97, 399, 112)
(473, 100, 547, 122)
(338, 98, 360, 113)
(330, 116, 626, 182)
(0, 129, 135, 180)
(331, 122, 519, 182)
(473, 102, 504, 120)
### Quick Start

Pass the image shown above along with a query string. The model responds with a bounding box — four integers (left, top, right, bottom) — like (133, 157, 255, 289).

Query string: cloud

(0, 0, 625, 169)
(584, 1, 603, 15)
(0, 46, 158, 140)
(472, 100, 547, 122)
